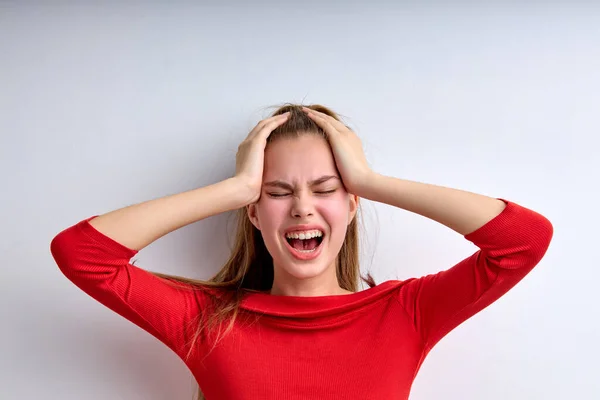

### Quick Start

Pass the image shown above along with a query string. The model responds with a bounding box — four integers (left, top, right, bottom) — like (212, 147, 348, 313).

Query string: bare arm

(89, 177, 251, 251)
(88, 113, 293, 251)
(359, 173, 507, 236)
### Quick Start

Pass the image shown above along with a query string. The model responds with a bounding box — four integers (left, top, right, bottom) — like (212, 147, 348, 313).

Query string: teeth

(285, 230, 323, 240)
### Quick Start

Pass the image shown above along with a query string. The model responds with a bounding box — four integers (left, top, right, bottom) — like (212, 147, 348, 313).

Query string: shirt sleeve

(50, 216, 210, 360)
(396, 199, 554, 353)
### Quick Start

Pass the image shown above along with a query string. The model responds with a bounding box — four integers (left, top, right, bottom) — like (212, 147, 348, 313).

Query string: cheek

(256, 201, 286, 231)
(321, 198, 352, 236)
(322, 202, 348, 222)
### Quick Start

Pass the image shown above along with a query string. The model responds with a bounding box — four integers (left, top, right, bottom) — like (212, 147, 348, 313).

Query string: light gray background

(1, 2, 597, 399)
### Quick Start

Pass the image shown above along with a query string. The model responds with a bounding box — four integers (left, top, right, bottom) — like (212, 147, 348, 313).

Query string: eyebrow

(263, 175, 340, 190)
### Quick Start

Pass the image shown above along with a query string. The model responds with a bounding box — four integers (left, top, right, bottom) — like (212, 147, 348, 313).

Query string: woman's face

(247, 134, 358, 291)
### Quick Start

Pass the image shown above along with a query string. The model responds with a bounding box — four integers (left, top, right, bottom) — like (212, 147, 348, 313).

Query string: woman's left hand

(302, 107, 375, 196)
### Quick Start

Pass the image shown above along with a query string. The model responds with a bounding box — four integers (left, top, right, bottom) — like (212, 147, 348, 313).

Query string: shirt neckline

(238, 279, 402, 318)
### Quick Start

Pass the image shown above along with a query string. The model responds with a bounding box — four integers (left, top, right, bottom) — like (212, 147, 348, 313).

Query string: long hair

(145, 103, 376, 400)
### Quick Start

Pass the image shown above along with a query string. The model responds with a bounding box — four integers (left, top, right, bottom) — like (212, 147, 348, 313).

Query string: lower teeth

(297, 248, 317, 253)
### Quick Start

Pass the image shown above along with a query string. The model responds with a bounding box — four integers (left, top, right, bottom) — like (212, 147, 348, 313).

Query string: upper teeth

(285, 230, 323, 240)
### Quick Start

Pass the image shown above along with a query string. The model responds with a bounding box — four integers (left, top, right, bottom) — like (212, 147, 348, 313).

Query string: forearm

(359, 173, 506, 236)
(89, 177, 251, 251)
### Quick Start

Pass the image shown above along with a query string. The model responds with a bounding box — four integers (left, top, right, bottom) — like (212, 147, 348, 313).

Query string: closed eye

(269, 189, 337, 198)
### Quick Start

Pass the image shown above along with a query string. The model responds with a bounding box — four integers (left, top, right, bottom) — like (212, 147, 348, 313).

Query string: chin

(284, 264, 328, 280)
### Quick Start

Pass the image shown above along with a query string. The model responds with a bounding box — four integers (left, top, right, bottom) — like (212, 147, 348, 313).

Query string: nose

(290, 191, 315, 218)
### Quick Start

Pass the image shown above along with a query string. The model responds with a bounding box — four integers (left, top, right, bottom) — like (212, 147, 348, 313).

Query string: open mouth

(285, 234, 325, 252)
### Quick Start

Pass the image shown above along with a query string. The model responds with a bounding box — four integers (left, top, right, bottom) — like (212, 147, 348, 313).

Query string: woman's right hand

(234, 111, 290, 204)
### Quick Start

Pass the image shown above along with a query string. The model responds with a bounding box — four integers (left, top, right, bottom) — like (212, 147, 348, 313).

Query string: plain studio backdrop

(1, 2, 598, 399)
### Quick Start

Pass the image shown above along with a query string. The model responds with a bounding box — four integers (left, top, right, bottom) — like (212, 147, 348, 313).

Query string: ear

(247, 203, 261, 230)
(347, 194, 359, 225)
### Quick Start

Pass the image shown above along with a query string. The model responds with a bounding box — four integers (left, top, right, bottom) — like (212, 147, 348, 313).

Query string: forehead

(263, 135, 338, 180)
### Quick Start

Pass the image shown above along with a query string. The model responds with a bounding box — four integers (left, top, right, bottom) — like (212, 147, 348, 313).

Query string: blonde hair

(145, 103, 376, 400)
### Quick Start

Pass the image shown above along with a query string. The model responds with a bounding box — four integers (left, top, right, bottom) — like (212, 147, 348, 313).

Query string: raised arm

(359, 174, 553, 352)
(85, 177, 251, 251)
(50, 113, 291, 359)
(50, 177, 251, 359)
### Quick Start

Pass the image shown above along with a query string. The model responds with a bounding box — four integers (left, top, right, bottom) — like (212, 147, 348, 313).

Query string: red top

(50, 199, 553, 400)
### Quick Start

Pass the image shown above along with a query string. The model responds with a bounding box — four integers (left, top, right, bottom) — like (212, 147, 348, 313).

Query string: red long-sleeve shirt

(50, 199, 553, 399)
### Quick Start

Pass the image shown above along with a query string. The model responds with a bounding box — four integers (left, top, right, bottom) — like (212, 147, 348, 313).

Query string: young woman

(51, 104, 553, 400)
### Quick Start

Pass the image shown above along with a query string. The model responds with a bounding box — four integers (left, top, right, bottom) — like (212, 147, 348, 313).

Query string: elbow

(50, 233, 73, 277)
(524, 213, 554, 268)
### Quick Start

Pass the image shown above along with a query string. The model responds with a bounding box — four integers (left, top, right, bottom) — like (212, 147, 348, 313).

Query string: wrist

(354, 171, 384, 200)
(228, 177, 258, 207)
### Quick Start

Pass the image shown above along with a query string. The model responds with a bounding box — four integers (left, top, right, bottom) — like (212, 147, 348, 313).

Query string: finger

(252, 112, 290, 141)
(247, 112, 289, 140)
(303, 108, 341, 136)
(303, 107, 348, 133)
(254, 112, 289, 132)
